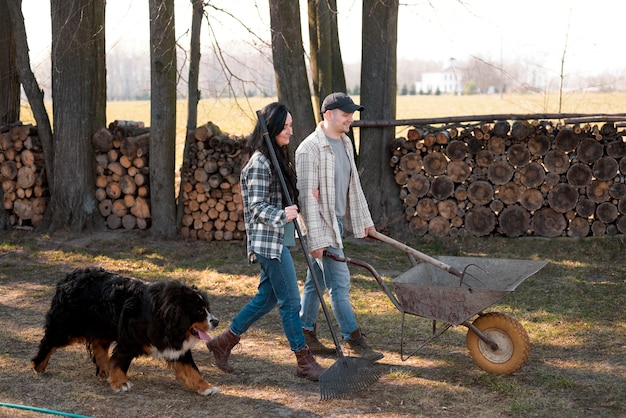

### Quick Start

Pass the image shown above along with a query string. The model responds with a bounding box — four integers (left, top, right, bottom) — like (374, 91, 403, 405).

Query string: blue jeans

(300, 218, 358, 340)
(230, 246, 305, 352)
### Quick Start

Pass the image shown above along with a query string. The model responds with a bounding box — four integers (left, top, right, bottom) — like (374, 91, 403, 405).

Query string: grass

(0, 229, 624, 417)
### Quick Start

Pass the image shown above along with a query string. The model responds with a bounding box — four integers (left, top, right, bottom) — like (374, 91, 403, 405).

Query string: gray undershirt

(328, 136, 351, 218)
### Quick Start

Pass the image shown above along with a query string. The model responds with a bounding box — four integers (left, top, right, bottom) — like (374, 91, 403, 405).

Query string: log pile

(0, 124, 48, 227)
(391, 120, 626, 238)
(179, 122, 246, 241)
(92, 120, 151, 230)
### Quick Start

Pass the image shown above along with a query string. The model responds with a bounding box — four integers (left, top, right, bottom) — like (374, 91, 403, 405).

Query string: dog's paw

(112, 381, 133, 393)
(96, 370, 109, 381)
(199, 386, 219, 396)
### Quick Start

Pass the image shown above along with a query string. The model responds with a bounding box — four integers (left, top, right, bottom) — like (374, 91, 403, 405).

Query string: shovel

(257, 111, 381, 400)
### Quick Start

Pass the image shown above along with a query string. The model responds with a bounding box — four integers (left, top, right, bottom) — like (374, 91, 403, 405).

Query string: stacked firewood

(92, 120, 151, 230)
(0, 124, 48, 227)
(179, 122, 246, 241)
(390, 120, 626, 238)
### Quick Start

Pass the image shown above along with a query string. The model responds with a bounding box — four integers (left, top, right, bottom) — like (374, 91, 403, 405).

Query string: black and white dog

(32, 267, 219, 395)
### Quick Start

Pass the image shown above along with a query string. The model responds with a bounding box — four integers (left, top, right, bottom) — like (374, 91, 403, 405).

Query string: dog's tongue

(194, 328, 212, 341)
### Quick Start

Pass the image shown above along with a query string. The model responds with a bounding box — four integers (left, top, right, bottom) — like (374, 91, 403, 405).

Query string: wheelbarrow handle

(368, 230, 464, 278)
(323, 251, 405, 313)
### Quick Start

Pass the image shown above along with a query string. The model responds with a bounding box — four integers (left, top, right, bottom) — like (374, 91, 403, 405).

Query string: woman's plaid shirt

(240, 151, 288, 262)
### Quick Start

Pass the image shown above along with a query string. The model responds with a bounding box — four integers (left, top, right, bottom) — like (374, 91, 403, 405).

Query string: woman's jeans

(299, 218, 358, 340)
(230, 246, 305, 352)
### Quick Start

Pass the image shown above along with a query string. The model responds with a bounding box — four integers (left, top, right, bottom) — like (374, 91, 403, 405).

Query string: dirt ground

(0, 230, 624, 417)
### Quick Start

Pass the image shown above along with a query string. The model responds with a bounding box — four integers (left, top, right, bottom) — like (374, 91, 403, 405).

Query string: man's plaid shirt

(240, 151, 288, 262)
(295, 123, 374, 252)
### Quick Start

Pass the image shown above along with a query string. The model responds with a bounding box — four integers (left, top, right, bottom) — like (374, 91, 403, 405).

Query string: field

(97, 92, 626, 137)
(20, 91, 626, 171)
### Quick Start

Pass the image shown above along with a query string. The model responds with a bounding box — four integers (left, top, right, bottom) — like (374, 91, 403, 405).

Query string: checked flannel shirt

(240, 151, 289, 261)
(295, 123, 374, 252)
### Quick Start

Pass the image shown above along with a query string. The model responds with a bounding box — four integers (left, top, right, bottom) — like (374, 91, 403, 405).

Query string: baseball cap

(321, 92, 364, 113)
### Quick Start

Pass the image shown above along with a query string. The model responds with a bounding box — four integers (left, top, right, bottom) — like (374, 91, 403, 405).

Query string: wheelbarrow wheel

(466, 312, 530, 375)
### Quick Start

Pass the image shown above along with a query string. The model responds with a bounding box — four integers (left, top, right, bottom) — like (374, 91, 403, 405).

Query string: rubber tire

(465, 312, 530, 375)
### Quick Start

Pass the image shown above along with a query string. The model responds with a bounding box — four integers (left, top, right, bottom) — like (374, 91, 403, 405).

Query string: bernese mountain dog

(32, 267, 220, 395)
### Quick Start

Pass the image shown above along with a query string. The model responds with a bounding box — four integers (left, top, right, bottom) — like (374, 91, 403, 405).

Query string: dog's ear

(161, 303, 186, 328)
(159, 295, 190, 347)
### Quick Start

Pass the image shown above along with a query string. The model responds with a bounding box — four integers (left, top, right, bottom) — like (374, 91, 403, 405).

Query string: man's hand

(365, 225, 377, 236)
(310, 248, 326, 259)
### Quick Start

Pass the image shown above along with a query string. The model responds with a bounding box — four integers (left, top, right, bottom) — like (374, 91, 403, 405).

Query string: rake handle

(368, 230, 464, 278)
(256, 111, 344, 357)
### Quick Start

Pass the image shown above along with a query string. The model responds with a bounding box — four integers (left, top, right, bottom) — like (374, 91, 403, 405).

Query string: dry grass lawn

(0, 229, 624, 417)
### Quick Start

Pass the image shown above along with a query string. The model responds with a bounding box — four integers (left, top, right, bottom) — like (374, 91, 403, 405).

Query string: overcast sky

(22, 0, 625, 79)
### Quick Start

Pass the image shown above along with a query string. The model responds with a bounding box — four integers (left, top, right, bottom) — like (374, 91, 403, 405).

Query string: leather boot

(345, 328, 384, 362)
(303, 324, 336, 356)
(206, 329, 240, 373)
(295, 345, 326, 381)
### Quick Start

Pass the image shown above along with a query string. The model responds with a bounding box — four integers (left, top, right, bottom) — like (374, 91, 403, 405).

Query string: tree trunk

(47, 0, 106, 232)
(269, 0, 316, 154)
(358, 0, 402, 234)
(6, 0, 54, 194)
(0, 0, 19, 229)
(149, 0, 177, 238)
(307, 0, 347, 124)
(308, 0, 331, 115)
(328, 0, 346, 96)
(0, 0, 20, 126)
(187, 0, 203, 134)
(178, 0, 204, 229)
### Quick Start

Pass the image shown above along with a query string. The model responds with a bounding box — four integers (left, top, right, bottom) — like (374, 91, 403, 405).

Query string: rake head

(319, 356, 382, 400)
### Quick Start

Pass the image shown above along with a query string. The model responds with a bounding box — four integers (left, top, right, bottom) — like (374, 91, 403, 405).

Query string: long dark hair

(243, 102, 299, 206)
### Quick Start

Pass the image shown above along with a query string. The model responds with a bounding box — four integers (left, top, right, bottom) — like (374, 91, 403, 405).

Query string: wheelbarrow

(324, 231, 548, 375)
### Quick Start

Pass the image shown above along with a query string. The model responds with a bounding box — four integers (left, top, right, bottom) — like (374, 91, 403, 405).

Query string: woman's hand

(284, 204, 299, 222)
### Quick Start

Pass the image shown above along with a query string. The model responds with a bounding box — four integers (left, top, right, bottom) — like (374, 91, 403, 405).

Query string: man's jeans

(300, 218, 358, 340)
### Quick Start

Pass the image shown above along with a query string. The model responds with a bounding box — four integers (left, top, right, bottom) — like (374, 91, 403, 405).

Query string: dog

(32, 267, 220, 395)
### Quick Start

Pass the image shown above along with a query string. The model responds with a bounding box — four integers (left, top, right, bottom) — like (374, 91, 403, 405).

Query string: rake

(257, 111, 382, 400)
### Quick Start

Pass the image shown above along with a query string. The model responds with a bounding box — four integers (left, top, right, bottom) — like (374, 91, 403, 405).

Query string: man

(295, 92, 383, 362)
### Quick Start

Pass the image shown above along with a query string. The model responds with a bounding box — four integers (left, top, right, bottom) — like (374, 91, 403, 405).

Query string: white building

(415, 66, 463, 95)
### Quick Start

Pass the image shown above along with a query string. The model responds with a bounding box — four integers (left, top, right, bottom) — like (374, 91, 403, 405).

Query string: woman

(207, 102, 326, 381)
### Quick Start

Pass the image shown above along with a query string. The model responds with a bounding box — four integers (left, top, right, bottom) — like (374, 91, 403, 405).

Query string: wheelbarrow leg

(400, 313, 452, 361)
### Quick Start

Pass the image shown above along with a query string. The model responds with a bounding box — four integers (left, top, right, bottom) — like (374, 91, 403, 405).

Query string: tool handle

(368, 230, 463, 278)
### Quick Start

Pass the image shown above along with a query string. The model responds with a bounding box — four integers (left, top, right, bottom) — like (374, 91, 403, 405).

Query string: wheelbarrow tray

(392, 256, 547, 325)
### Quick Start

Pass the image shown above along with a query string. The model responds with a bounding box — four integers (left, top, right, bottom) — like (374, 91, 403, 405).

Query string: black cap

(321, 92, 364, 113)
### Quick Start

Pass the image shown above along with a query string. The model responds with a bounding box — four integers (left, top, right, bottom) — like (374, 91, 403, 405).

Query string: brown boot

(295, 346, 326, 381)
(345, 328, 384, 362)
(303, 325, 336, 356)
(206, 329, 240, 373)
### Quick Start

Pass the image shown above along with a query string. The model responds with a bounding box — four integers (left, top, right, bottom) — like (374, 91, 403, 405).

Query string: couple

(206, 93, 383, 382)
